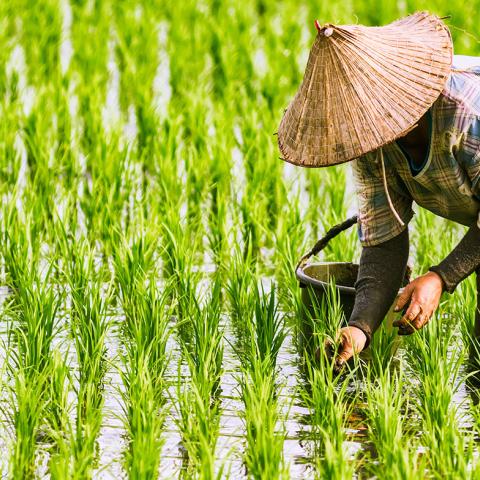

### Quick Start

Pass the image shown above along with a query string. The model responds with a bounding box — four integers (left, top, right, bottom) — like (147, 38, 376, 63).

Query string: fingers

(321, 327, 367, 373)
(395, 309, 431, 336)
(393, 301, 422, 328)
(321, 333, 353, 372)
(333, 331, 355, 371)
(393, 273, 443, 336)
(394, 284, 413, 312)
(411, 312, 428, 331)
(334, 344, 353, 370)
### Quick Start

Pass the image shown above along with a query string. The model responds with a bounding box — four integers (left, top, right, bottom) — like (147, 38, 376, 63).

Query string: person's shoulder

(440, 55, 480, 117)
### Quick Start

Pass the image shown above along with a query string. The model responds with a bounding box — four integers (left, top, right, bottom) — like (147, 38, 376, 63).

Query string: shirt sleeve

(351, 151, 414, 247)
(455, 116, 480, 227)
(348, 227, 410, 346)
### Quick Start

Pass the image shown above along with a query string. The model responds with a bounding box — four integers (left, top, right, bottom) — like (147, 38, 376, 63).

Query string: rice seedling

(63, 239, 111, 478)
(119, 279, 172, 479)
(361, 367, 423, 479)
(45, 350, 74, 479)
(112, 228, 172, 477)
(295, 282, 359, 478)
(233, 284, 289, 479)
(173, 282, 225, 478)
(4, 267, 62, 478)
(297, 354, 357, 479)
(238, 363, 287, 480)
(403, 309, 473, 478)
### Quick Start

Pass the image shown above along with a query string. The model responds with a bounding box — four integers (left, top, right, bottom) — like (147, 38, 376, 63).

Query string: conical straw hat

(277, 11, 453, 167)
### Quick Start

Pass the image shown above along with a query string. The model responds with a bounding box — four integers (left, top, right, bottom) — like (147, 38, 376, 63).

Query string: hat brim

(277, 12, 453, 167)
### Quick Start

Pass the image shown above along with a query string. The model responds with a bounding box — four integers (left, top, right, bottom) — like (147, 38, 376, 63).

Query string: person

(277, 12, 480, 370)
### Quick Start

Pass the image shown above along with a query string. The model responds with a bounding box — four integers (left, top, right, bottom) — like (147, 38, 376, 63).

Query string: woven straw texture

(278, 11, 453, 167)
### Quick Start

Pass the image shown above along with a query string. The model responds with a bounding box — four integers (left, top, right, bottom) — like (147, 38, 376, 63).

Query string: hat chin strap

(379, 147, 405, 227)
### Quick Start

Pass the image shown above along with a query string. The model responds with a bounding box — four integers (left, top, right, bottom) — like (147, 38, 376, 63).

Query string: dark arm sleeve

(429, 222, 480, 294)
(348, 228, 409, 347)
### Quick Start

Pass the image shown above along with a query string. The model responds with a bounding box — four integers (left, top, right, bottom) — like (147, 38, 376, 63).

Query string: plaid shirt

(353, 55, 480, 247)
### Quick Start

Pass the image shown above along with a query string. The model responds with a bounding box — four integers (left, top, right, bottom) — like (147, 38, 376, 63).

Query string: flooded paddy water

(2, 0, 480, 478)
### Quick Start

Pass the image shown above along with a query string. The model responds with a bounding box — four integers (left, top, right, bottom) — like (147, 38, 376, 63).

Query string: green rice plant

(319, 166, 349, 229)
(111, 220, 172, 475)
(115, 247, 172, 479)
(22, 87, 58, 189)
(225, 242, 256, 310)
(121, 278, 172, 377)
(0, 1, 15, 98)
(174, 282, 224, 478)
(454, 275, 478, 352)
(403, 310, 473, 478)
(7, 365, 49, 478)
(205, 108, 234, 270)
(311, 278, 347, 347)
(224, 243, 258, 360)
(246, 285, 286, 371)
(175, 380, 225, 480)
(297, 354, 357, 479)
(366, 319, 402, 376)
(271, 193, 306, 313)
(1, 189, 47, 294)
(17, 0, 62, 87)
(206, 164, 230, 270)
(238, 361, 288, 480)
(63, 239, 111, 478)
(53, 83, 81, 198)
(230, 280, 287, 372)
(112, 229, 157, 303)
(3, 263, 62, 478)
(79, 136, 135, 252)
(294, 279, 360, 477)
(47, 348, 72, 443)
(279, 263, 346, 359)
(232, 283, 289, 479)
(288, 279, 343, 370)
(8, 279, 61, 383)
(304, 170, 325, 241)
(0, 103, 23, 195)
(70, 0, 110, 157)
(207, 182, 229, 269)
(150, 116, 184, 215)
(122, 354, 168, 480)
(46, 350, 74, 480)
(177, 95, 214, 238)
(160, 211, 203, 332)
(236, 123, 286, 257)
(239, 198, 261, 261)
(185, 281, 224, 399)
(361, 367, 423, 479)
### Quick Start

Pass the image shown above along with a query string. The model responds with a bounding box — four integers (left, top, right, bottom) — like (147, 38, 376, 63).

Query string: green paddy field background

(1, 0, 480, 478)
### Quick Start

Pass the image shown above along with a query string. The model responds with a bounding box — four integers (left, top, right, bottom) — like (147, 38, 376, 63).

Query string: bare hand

(324, 326, 367, 372)
(393, 271, 444, 335)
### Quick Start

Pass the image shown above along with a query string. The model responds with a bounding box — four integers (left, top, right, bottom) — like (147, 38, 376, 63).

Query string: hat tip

(314, 19, 334, 37)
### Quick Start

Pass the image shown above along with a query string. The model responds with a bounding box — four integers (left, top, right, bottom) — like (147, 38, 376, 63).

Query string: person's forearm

(348, 228, 410, 346)
(429, 222, 480, 294)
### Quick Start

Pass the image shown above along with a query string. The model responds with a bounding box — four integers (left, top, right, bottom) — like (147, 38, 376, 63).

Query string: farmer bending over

(278, 12, 480, 369)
